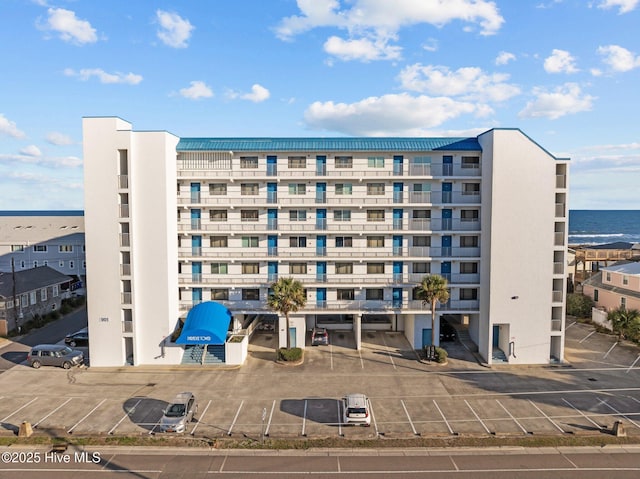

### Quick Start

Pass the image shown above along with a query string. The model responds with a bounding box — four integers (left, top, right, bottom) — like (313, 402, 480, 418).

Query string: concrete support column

(354, 314, 362, 351)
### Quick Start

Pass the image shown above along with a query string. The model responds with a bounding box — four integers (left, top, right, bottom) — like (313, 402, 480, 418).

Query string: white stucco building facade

(83, 117, 568, 367)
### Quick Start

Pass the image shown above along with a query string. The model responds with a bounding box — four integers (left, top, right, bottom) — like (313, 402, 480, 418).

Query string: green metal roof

(177, 137, 481, 152)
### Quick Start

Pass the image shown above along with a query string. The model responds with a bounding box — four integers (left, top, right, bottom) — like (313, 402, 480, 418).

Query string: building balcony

(553, 262, 564, 275)
(118, 175, 128, 189)
(121, 292, 132, 304)
(122, 320, 133, 333)
(552, 290, 564, 303)
(119, 204, 129, 218)
(120, 264, 131, 276)
(119, 233, 130, 247)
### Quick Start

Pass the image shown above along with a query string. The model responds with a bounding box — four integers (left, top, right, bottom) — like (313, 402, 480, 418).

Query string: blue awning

(176, 301, 232, 345)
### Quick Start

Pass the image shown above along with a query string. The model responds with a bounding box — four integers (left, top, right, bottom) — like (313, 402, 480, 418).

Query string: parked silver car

(27, 344, 84, 369)
(159, 392, 198, 433)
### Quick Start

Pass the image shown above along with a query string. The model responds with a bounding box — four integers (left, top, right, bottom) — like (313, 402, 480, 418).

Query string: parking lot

(0, 322, 639, 441)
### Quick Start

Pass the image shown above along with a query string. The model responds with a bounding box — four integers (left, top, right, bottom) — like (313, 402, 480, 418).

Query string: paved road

(0, 307, 87, 372)
(1, 446, 639, 478)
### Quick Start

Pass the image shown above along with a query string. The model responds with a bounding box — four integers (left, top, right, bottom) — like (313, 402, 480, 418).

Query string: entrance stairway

(181, 344, 226, 365)
(491, 348, 508, 363)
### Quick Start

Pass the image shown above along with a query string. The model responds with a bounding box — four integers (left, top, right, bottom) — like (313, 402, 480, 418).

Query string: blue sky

(1, 0, 639, 210)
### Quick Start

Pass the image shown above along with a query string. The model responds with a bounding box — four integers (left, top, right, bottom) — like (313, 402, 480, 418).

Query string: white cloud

(156, 10, 194, 48)
(398, 64, 521, 102)
(519, 83, 595, 120)
(544, 49, 579, 73)
(42, 7, 97, 44)
(179, 81, 213, 100)
(597, 0, 639, 14)
(495, 51, 516, 65)
(304, 93, 488, 136)
(422, 38, 439, 52)
(324, 35, 402, 62)
(597, 44, 640, 72)
(241, 84, 271, 103)
(46, 131, 73, 145)
(64, 68, 143, 85)
(20, 145, 42, 157)
(0, 114, 26, 139)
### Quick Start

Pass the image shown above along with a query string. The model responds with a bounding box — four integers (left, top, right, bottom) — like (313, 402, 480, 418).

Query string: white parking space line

(566, 321, 577, 329)
(464, 400, 491, 434)
(227, 400, 244, 436)
(34, 397, 74, 428)
(1, 397, 38, 423)
(626, 355, 640, 374)
(496, 400, 528, 434)
(108, 399, 141, 435)
(190, 399, 212, 436)
(264, 400, 276, 437)
(330, 344, 334, 371)
(579, 331, 596, 343)
(561, 398, 603, 430)
(301, 400, 308, 437)
(432, 400, 454, 435)
(599, 398, 640, 429)
(603, 342, 619, 359)
(401, 400, 418, 436)
(380, 333, 397, 370)
(336, 400, 342, 437)
(368, 399, 379, 436)
(68, 398, 106, 434)
(358, 348, 364, 369)
(528, 400, 565, 433)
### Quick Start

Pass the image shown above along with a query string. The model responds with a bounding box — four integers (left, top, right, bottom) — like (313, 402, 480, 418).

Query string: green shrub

(278, 347, 303, 362)
(434, 347, 448, 363)
(566, 293, 593, 318)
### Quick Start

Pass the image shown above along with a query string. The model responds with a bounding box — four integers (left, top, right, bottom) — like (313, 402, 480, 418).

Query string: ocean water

(569, 210, 640, 245)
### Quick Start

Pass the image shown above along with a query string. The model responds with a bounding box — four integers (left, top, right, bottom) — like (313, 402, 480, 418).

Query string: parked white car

(342, 393, 371, 426)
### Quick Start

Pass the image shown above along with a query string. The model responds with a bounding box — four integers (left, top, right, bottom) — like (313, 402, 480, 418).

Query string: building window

(40, 288, 47, 301)
(413, 263, 430, 274)
(366, 288, 384, 300)
(288, 156, 306, 168)
(623, 275, 629, 285)
(605, 272, 611, 282)
(335, 156, 352, 168)
(210, 210, 227, 221)
(241, 210, 259, 222)
(463, 183, 480, 195)
(335, 263, 353, 274)
(242, 236, 259, 247)
(289, 210, 307, 221)
(20, 260, 25, 268)
(593, 289, 599, 302)
(367, 236, 384, 247)
(460, 236, 478, 247)
(367, 183, 385, 195)
(10, 245, 24, 252)
(337, 289, 354, 300)
(242, 288, 260, 300)
(367, 263, 384, 274)
(413, 183, 430, 192)
(33, 261, 38, 268)
(210, 236, 228, 247)
(367, 210, 385, 222)
(34, 245, 48, 252)
(461, 210, 479, 221)
(335, 236, 352, 247)
(288, 183, 306, 195)
(461, 156, 480, 168)
(241, 183, 259, 195)
(53, 285, 59, 297)
(335, 183, 352, 195)
(30, 291, 37, 305)
(211, 288, 229, 300)
(211, 263, 228, 274)
(621, 297, 626, 309)
(69, 261, 74, 269)
(43, 260, 48, 266)
(210, 183, 227, 195)
(242, 263, 260, 274)
(289, 236, 307, 247)
(82, 261, 86, 269)
(240, 156, 258, 169)
(460, 289, 477, 300)
(460, 262, 478, 274)
(368, 156, 384, 168)
(290, 263, 307, 274)
(413, 236, 430, 247)
(59, 245, 73, 253)
(412, 210, 430, 219)
(334, 210, 351, 221)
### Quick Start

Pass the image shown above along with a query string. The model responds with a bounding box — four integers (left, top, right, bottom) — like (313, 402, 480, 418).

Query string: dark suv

(27, 344, 84, 369)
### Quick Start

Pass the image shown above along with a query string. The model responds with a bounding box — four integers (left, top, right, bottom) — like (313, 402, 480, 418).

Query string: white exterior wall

(478, 129, 567, 364)
(83, 117, 179, 366)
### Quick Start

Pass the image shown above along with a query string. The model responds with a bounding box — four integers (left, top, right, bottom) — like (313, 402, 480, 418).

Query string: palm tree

(267, 277, 307, 350)
(607, 307, 640, 341)
(416, 274, 450, 346)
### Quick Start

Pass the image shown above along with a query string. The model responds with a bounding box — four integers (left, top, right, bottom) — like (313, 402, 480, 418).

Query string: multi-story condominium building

(83, 117, 569, 367)
(0, 211, 86, 282)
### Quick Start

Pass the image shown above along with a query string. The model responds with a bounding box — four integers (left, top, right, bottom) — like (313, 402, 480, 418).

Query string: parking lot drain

(588, 378, 598, 381)
(147, 383, 156, 387)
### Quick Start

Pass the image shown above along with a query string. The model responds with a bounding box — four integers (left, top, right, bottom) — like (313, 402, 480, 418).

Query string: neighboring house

(0, 266, 73, 334)
(572, 242, 640, 285)
(583, 261, 640, 312)
(83, 117, 569, 367)
(0, 211, 86, 288)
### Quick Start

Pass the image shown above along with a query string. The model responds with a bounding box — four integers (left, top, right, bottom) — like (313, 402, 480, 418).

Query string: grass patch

(277, 347, 303, 362)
